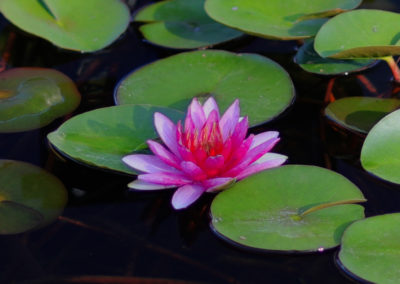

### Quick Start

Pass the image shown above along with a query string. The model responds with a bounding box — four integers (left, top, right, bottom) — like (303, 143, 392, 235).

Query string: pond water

(1, 0, 400, 283)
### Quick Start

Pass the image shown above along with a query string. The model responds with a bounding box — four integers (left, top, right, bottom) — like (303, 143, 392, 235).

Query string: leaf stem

(382, 56, 400, 84)
(298, 198, 367, 218)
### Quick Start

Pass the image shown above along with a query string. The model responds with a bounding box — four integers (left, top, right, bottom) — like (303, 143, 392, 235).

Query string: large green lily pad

(115, 50, 295, 126)
(204, 0, 361, 40)
(0, 0, 130, 52)
(325, 97, 400, 134)
(361, 109, 400, 184)
(134, 0, 243, 49)
(0, 160, 67, 234)
(295, 40, 376, 75)
(210, 165, 365, 252)
(47, 105, 184, 175)
(0, 68, 81, 133)
(314, 9, 400, 58)
(338, 213, 400, 284)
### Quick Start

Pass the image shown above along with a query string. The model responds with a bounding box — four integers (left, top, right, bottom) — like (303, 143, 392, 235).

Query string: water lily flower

(123, 97, 287, 209)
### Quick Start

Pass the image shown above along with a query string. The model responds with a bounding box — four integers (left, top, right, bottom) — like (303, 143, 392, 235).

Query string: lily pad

(47, 105, 184, 175)
(314, 9, 400, 58)
(294, 40, 376, 75)
(134, 0, 243, 49)
(338, 213, 400, 284)
(115, 50, 295, 126)
(325, 97, 400, 133)
(361, 109, 400, 184)
(204, 0, 361, 40)
(210, 165, 365, 252)
(0, 160, 67, 234)
(0, 68, 81, 133)
(0, 0, 130, 52)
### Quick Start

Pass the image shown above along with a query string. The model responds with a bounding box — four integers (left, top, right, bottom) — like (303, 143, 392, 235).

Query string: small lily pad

(295, 40, 376, 75)
(47, 105, 184, 175)
(0, 0, 130, 52)
(338, 213, 400, 284)
(204, 0, 361, 40)
(134, 0, 243, 49)
(0, 160, 67, 234)
(325, 97, 400, 133)
(0, 68, 81, 133)
(314, 9, 400, 58)
(210, 165, 365, 252)
(115, 50, 295, 126)
(361, 109, 400, 184)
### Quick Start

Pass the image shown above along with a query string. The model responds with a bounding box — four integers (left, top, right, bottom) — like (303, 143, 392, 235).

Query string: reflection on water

(0, 0, 400, 283)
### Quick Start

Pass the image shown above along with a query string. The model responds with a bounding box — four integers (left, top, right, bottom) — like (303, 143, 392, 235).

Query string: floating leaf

(0, 201, 43, 234)
(0, 160, 67, 234)
(325, 97, 400, 133)
(0, 0, 130, 52)
(361, 109, 400, 184)
(204, 0, 361, 40)
(134, 0, 243, 49)
(210, 165, 365, 252)
(48, 105, 184, 174)
(338, 213, 400, 284)
(115, 50, 294, 126)
(0, 68, 81, 133)
(294, 40, 375, 75)
(314, 9, 400, 58)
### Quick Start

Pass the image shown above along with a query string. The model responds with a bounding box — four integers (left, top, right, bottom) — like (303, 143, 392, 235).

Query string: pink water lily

(123, 97, 287, 209)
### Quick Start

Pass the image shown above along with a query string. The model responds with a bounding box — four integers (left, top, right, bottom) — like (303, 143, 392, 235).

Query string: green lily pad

(0, 201, 44, 234)
(47, 105, 184, 175)
(0, 160, 67, 234)
(115, 50, 295, 126)
(0, 68, 81, 133)
(295, 40, 376, 75)
(210, 165, 365, 252)
(134, 0, 243, 49)
(0, 0, 130, 52)
(338, 213, 400, 284)
(361, 109, 400, 184)
(204, 0, 361, 40)
(314, 9, 400, 58)
(325, 97, 400, 134)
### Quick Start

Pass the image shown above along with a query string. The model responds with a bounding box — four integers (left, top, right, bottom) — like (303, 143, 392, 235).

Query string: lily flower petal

(181, 161, 207, 180)
(154, 112, 180, 157)
(236, 156, 288, 180)
(204, 177, 236, 192)
(147, 140, 181, 169)
(128, 180, 177, 190)
(251, 131, 280, 149)
(202, 97, 220, 118)
(139, 172, 192, 185)
(219, 99, 240, 141)
(188, 98, 206, 129)
(123, 154, 180, 174)
(172, 184, 205, 209)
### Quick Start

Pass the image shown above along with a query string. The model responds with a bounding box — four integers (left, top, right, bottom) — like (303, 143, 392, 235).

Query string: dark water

(1, 0, 400, 283)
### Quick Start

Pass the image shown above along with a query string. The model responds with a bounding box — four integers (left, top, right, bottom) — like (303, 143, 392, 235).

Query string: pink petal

(202, 97, 220, 118)
(147, 140, 181, 169)
(122, 154, 180, 174)
(181, 161, 207, 181)
(223, 137, 280, 177)
(231, 116, 249, 149)
(171, 184, 205, 209)
(203, 177, 236, 192)
(128, 179, 177, 190)
(154, 112, 181, 157)
(219, 99, 240, 141)
(251, 131, 280, 149)
(223, 135, 254, 171)
(203, 155, 225, 177)
(188, 98, 206, 130)
(236, 156, 287, 180)
(139, 173, 191, 185)
(177, 144, 196, 163)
